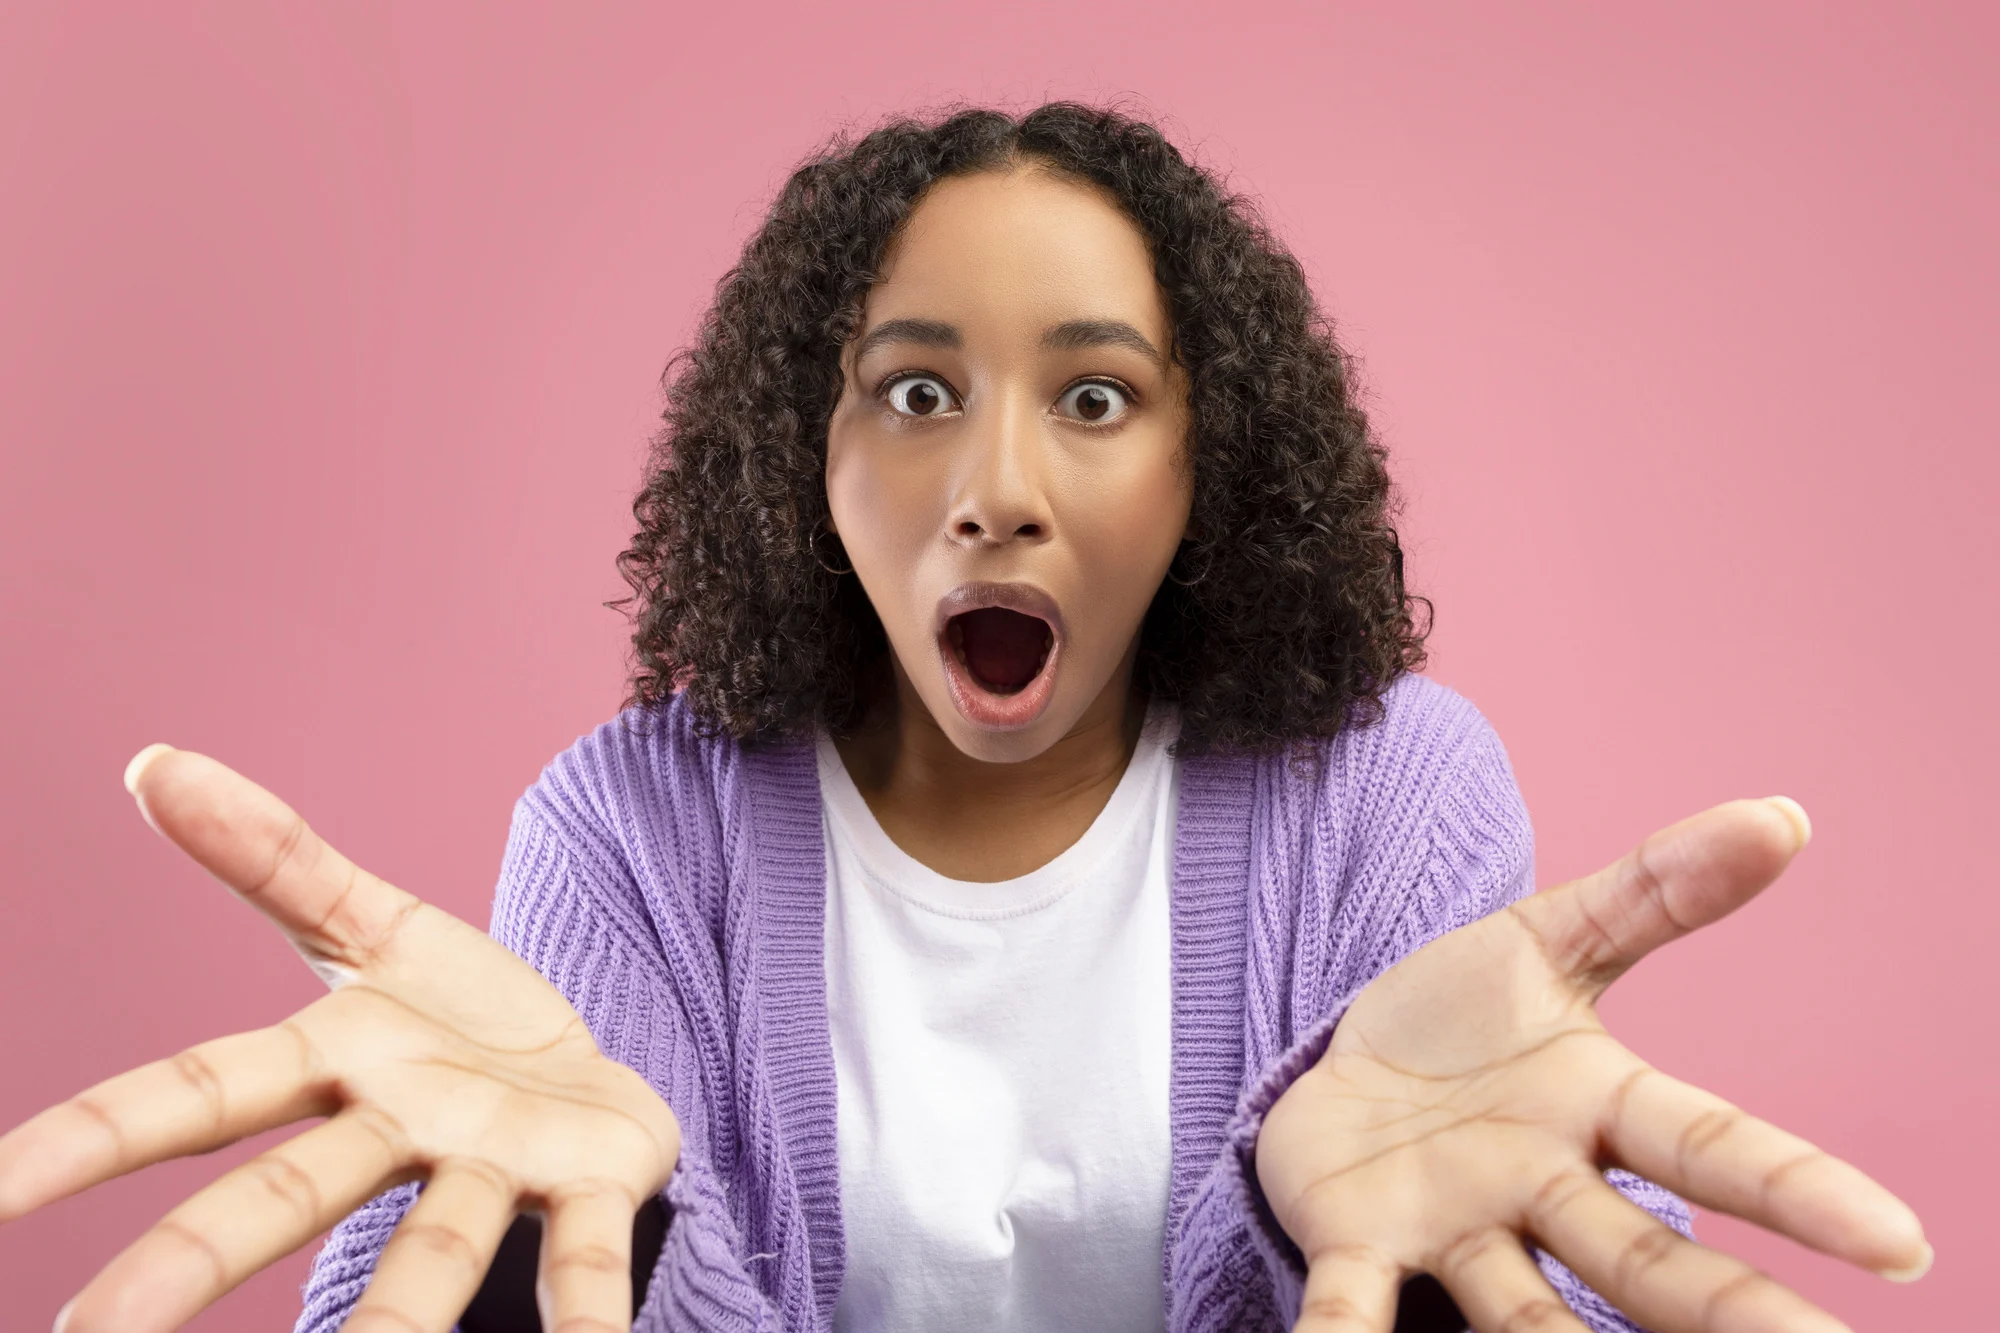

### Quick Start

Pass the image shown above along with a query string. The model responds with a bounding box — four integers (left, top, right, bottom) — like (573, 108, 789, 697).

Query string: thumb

(1511, 796, 1812, 1000)
(124, 743, 419, 984)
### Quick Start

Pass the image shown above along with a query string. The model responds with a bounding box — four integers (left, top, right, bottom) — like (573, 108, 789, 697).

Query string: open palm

(0, 746, 680, 1333)
(1256, 798, 1929, 1333)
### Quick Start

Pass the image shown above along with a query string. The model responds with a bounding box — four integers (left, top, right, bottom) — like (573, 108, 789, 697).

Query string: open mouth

(945, 607, 1054, 695)
(933, 584, 1065, 730)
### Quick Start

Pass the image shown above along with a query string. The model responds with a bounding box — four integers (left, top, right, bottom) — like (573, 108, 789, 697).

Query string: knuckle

(1435, 1227, 1507, 1277)
(547, 1241, 627, 1276)
(400, 1221, 484, 1272)
(1623, 836, 1695, 939)
(1528, 1165, 1596, 1222)
(1675, 1105, 1746, 1169)
(1570, 903, 1624, 977)
(1600, 1066, 1651, 1135)
(154, 1218, 229, 1292)
(1499, 1297, 1575, 1333)
(1306, 1241, 1385, 1268)
(303, 861, 365, 967)
(67, 1095, 128, 1160)
(246, 1154, 323, 1225)
(169, 1050, 228, 1126)
(1758, 1148, 1824, 1204)
(344, 890, 422, 970)
(1298, 1294, 1369, 1327)
(1297, 1245, 1392, 1328)
(248, 813, 312, 903)
(1700, 1268, 1770, 1324)
(1611, 1224, 1679, 1288)
(1624, 841, 1669, 914)
(278, 1018, 329, 1085)
(552, 1174, 641, 1213)
(450, 1157, 520, 1202)
(346, 1103, 416, 1160)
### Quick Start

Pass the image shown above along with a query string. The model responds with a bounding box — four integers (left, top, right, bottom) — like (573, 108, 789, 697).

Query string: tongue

(955, 608, 1049, 693)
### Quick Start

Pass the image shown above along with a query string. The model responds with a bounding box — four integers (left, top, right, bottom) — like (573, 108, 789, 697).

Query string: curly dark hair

(617, 101, 1430, 754)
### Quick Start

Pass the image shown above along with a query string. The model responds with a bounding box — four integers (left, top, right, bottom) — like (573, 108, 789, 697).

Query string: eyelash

(872, 371, 1140, 424)
(875, 370, 959, 413)
(1060, 376, 1140, 421)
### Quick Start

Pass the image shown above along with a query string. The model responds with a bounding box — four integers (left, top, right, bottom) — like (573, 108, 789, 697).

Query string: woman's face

(826, 165, 1194, 763)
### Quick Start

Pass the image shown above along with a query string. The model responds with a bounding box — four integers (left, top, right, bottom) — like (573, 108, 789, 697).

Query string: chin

(926, 700, 1082, 764)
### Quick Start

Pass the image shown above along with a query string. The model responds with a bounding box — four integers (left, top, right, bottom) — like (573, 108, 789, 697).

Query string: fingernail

(53, 1297, 74, 1333)
(1763, 795, 1812, 849)
(123, 743, 174, 795)
(1879, 1240, 1933, 1283)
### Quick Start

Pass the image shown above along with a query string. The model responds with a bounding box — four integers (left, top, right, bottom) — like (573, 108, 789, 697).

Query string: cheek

(1062, 440, 1193, 592)
(825, 429, 938, 599)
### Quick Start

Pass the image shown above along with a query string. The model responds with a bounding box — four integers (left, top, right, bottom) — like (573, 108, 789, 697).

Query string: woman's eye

(1056, 380, 1131, 424)
(885, 375, 958, 417)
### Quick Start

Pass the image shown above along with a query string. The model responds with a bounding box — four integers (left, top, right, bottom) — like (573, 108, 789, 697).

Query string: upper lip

(934, 582, 1066, 640)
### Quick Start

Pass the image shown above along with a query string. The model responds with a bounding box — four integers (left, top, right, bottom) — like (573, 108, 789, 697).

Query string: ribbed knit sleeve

(1187, 694, 1691, 1332)
(295, 784, 791, 1333)
(490, 801, 794, 1332)
(293, 1180, 422, 1332)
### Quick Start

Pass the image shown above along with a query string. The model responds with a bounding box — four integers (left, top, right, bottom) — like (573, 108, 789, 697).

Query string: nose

(946, 390, 1053, 546)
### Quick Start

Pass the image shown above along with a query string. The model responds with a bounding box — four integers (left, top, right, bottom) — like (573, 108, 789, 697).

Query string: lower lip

(937, 632, 1062, 730)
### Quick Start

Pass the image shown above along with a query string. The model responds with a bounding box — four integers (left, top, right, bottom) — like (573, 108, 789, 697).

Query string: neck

(832, 651, 1148, 882)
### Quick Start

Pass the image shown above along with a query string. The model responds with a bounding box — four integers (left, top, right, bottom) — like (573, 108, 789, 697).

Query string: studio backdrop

(1, 2, 1992, 1328)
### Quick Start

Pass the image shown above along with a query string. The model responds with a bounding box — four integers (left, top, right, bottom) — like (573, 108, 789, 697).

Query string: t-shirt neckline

(815, 700, 1180, 919)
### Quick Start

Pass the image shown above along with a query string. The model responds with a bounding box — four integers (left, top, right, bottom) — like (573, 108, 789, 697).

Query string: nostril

(956, 520, 984, 537)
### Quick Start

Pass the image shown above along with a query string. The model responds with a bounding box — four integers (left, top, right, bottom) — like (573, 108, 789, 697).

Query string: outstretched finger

(0, 1019, 333, 1222)
(123, 744, 422, 982)
(345, 1160, 518, 1333)
(55, 1108, 411, 1333)
(1432, 1227, 1589, 1333)
(538, 1180, 641, 1330)
(1293, 1244, 1401, 1333)
(1510, 797, 1811, 998)
(1602, 1065, 1931, 1281)
(1528, 1167, 1849, 1333)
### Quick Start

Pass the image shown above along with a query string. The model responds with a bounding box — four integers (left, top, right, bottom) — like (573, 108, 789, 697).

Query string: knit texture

(294, 673, 1689, 1333)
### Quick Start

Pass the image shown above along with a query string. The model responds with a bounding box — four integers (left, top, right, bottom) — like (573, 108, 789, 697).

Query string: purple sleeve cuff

(637, 1150, 788, 1333)
(1222, 995, 1357, 1324)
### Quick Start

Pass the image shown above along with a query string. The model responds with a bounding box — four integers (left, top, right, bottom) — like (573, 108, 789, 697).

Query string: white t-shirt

(819, 704, 1179, 1333)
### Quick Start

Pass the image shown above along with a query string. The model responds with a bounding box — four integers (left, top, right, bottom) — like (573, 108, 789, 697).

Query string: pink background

(2, 2, 1993, 1327)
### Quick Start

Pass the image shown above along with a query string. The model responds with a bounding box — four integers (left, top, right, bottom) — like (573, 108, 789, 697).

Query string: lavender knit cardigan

(296, 674, 1688, 1332)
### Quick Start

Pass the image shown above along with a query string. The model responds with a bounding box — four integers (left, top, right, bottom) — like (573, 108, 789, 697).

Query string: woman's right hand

(0, 745, 682, 1333)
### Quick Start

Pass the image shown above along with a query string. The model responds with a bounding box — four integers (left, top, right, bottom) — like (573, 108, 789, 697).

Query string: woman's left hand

(1255, 798, 1930, 1333)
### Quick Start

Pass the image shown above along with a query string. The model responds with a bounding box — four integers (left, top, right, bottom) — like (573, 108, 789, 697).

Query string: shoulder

(1323, 671, 1515, 799)
(532, 689, 734, 803)
(1286, 673, 1534, 935)
(516, 690, 762, 884)
(1300, 673, 1524, 832)
(1248, 673, 1521, 825)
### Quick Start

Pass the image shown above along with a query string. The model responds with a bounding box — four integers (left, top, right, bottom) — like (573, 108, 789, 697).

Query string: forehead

(861, 167, 1168, 340)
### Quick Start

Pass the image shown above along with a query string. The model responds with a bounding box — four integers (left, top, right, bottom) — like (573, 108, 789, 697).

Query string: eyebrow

(849, 316, 1167, 366)
(852, 318, 959, 363)
(1040, 318, 1166, 365)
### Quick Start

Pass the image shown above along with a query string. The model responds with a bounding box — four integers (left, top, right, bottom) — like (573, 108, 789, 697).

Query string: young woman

(0, 104, 1928, 1333)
